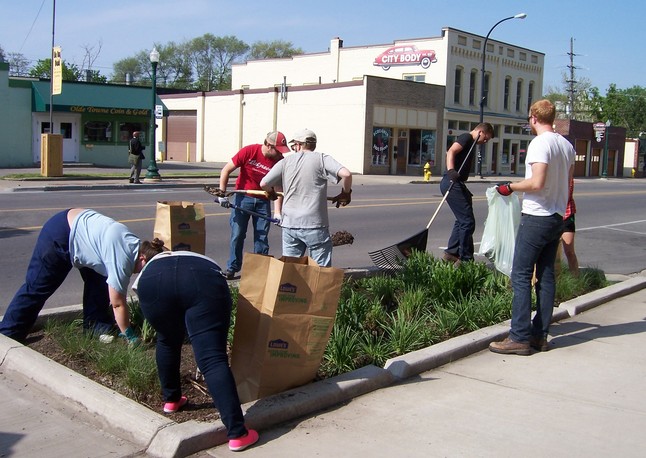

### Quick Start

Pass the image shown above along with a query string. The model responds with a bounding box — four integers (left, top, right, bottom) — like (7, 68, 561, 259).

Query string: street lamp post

(601, 119, 611, 179)
(145, 47, 161, 182)
(477, 13, 527, 178)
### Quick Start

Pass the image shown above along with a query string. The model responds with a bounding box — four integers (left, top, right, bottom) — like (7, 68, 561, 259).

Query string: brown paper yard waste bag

(153, 201, 206, 254)
(230, 253, 344, 403)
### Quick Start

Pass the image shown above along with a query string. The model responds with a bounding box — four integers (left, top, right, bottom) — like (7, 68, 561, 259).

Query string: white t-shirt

(521, 132, 575, 216)
(261, 151, 343, 228)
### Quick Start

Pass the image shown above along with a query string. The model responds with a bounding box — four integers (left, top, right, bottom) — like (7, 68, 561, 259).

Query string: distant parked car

(373, 45, 437, 71)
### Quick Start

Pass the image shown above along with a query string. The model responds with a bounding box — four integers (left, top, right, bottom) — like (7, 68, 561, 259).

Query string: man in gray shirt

(260, 129, 352, 267)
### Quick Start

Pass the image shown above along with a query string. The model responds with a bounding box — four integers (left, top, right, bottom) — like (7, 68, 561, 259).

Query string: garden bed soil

(25, 330, 219, 424)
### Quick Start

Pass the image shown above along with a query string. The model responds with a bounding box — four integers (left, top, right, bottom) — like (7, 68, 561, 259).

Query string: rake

(368, 133, 481, 272)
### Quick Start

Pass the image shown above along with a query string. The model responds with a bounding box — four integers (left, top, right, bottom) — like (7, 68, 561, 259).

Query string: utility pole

(565, 37, 578, 120)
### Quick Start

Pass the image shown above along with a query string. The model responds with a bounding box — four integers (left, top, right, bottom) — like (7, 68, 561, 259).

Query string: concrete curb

(0, 334, 173, 451)
(3, 274, 645, 457)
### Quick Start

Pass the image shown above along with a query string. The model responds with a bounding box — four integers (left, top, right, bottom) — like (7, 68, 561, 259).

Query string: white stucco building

(160, 27, 544, 176)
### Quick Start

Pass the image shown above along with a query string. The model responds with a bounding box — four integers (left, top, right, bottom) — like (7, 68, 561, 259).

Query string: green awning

(31, 80, 168, 116)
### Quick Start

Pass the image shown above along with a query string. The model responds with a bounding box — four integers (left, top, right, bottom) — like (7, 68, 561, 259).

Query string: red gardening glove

(496, 182, 513, 196)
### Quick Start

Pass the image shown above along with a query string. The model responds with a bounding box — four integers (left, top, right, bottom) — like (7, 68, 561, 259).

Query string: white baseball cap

(290, 128, 317, 143)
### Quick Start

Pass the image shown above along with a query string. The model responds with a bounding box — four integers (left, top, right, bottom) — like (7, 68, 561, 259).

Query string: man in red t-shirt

(216, 131, 289, 279)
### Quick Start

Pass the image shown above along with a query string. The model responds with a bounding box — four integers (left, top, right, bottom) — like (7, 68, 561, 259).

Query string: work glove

(119, 326, 140, 346)
(446, 169, 460, 182)
(203, 185, 229, 197)
(496, 182, 514, 196)
(331, 189, 352, 208)
(266, 188, 279, 201)
(217, 196, 230, 208)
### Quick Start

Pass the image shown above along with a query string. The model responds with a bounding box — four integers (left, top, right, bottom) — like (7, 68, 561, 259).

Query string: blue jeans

(282, 227, 333, 267)
(510, 213, 564, 343)
(0, 210, 114, 343)
(136, 255, 247, 439)
(440, 176, 475, 261)
(227, 194, 271, 272)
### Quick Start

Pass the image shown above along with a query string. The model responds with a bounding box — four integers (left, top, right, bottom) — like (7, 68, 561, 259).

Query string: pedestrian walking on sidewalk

(489, 99, 575, 355)
(132, 250, 259, 452)
(0, 208, 164, 344)
(214, 131, 288, 279)
(128, 131, 145, 184)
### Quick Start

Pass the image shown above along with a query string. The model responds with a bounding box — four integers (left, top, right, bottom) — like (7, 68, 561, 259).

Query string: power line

(18, 0, 48, 54)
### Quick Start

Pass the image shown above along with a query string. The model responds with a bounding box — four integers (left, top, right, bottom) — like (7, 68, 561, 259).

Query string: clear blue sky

(2, 0, 643, 94)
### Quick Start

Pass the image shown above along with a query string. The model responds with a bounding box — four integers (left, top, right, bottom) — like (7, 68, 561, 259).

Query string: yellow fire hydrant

(423, 161, 432, 182)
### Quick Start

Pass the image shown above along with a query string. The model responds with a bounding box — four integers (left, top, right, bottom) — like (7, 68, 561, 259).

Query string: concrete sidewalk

(1, 275, 645, 457)
(0, 161, 521, 192)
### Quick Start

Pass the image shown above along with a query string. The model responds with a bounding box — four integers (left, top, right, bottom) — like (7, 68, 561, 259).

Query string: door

(590, 148, 601, 176)
(574, 139, 587, 176)
(396, 137, 408, 174)
(607, 150, 616, 176)
(510, 143, 518, 174)
(33, 115, 80, 163)
(166, 112, 197, 161)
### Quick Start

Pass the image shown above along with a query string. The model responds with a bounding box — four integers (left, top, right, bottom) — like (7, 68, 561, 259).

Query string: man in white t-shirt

(489, 99, 575, 355)
(260, 128, 352, 267)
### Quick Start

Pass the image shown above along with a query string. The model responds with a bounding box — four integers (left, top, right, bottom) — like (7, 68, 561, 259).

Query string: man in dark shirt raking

(440, 123, 494, 265)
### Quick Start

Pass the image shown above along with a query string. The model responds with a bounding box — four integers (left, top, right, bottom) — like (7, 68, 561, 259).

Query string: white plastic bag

(477, 187, 520, 277)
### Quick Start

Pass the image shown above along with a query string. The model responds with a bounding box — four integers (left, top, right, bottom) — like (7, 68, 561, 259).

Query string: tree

(544, 73, 595, 122)
(248, 40, 303, 60)
(29, 58, 82, 81)
(7, 52, 30, 76)
(590, 84, 646, 138)
(0, 44, 5, 62)
(111, 56, 146, 85)
(189, 34, 249, 91)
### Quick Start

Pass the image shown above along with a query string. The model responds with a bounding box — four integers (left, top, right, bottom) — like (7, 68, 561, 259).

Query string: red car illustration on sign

(373, 45, 437, 71)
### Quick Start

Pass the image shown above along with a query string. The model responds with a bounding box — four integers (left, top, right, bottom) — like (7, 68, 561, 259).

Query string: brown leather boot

(530, 336, 549, 352)
(489, 337, 531, 356)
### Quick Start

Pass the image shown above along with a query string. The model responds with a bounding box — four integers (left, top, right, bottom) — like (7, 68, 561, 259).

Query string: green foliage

(555, 265, 607, 304)
(39, 252, 608, 393)
(248, 40, 303, 60)
(321, 251, 606, 377)
(589, 84, 646, 138)
(29, 58, 82, 81)
(44, 320, 159, 401)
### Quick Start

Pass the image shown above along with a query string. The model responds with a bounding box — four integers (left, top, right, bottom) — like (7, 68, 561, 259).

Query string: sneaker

(489, 337, 531, 356)
(163, 396, 188, 413)
(229, 429, 259, 452)
(442, 252, 460, 263)
(530, 336, 549, 352)
(225, 270, 236, 280)
(129, 178, 134, 183)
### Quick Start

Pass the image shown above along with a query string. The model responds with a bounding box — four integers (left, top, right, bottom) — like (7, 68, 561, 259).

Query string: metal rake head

(368, 229, 429, 272)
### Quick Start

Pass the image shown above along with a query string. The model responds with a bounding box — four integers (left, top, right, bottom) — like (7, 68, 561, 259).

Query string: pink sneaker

(229, 429, 259, 452)
(163, 396, 188, 413)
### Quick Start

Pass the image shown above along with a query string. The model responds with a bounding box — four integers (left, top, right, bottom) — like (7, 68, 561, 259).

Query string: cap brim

(275, 145, 290, 153)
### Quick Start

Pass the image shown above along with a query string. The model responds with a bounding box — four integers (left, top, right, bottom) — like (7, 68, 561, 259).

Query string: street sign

(52, 47, 62, 95)
(593, 122, 606, 142)
(155, 104, 163, 119)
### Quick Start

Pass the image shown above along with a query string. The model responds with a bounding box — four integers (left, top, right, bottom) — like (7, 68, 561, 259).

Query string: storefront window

(372, 127, 391, 166)
(408, 129, 436, 166)
(408, 129, 421, 165)
(421, 130, 436, 166)
(83, 121, 112, 142)
(119, 122, 147, 143)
